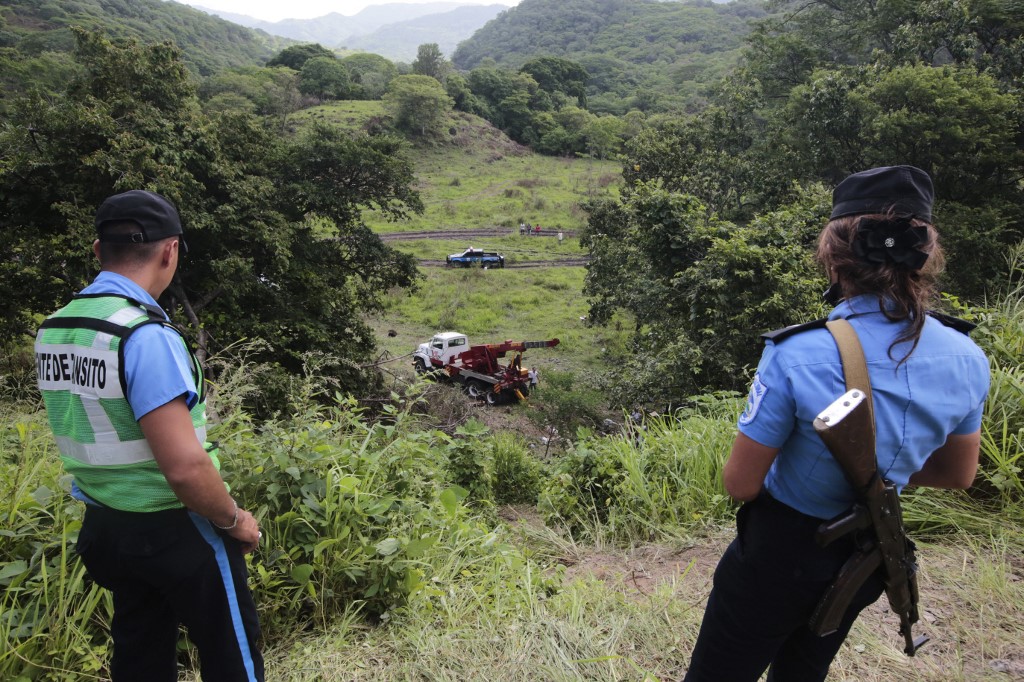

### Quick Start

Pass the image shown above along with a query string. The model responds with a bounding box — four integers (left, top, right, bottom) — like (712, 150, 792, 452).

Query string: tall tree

(0, 31, 421, 409)
(266, 43, 335, 71)
(580, 183, 827, 405)
(411, 43, 449, 82)
(340, 53, 398, 99)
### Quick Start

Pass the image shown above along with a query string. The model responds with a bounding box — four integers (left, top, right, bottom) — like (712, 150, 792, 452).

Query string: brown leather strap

(825, 319, 876, 446)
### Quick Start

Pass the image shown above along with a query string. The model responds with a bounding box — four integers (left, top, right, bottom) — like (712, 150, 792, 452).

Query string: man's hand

(230, 508, 261, 554)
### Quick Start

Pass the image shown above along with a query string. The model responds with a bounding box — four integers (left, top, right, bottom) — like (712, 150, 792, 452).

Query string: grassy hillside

(293, 104, 622, 235)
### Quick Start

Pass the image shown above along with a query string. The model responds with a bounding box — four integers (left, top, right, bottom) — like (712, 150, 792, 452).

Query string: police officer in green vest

(35, 190, 263, 681)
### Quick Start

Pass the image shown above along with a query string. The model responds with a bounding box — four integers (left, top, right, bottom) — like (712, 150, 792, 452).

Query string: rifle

(807, 319, 929, 656)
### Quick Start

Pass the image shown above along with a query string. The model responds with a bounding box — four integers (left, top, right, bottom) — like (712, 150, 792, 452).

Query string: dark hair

(97, 221, 165, 268)
(816, 211, 945, 362)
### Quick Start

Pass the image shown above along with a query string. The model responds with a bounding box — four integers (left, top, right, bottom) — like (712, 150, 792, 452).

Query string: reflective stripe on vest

(37, 295, 207, 476)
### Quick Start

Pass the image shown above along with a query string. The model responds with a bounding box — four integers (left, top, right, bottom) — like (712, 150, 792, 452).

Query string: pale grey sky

(176, 0, 519, 22)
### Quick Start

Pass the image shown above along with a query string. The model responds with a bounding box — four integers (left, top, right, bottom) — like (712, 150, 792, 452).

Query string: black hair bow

(853, 217, 929, 270)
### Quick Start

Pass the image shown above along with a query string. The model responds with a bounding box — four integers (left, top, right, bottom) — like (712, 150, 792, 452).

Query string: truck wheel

(467, 380, 487, 398)
(415, 358, 429, 375)
(485, 390, 502, 405)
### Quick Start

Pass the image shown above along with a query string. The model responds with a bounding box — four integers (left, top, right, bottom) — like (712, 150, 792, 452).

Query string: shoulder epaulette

(760, 318, 828, 343)
(926, 311, 976, 335)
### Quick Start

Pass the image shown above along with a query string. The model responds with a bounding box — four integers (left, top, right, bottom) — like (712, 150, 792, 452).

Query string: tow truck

(413, 332, 559, 403)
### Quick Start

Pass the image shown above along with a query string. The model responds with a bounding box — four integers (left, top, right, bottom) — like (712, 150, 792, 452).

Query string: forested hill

(452, 0, 767, 112)
(0, 0, 285, 78)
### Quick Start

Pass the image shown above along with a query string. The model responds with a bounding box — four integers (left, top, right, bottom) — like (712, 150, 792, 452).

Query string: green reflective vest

(35, 294, 212, 512)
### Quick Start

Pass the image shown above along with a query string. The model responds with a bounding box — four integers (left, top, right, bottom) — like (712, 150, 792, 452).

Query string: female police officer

(683, 166, 990, 681)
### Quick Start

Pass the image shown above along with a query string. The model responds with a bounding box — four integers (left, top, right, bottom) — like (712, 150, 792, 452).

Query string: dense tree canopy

(266, 43, 336, 71)
(299, 55, 354, 100)
(580, 0, 1024, 405)
(520, 56, 590, 108)
(198, 66, 303, 125)
(581, 184, 827, 406)
(453, 0, 766, 114)
(340, 53, 399, 99)
(0, 0, 283, 110)
(0, 31, 421, 411)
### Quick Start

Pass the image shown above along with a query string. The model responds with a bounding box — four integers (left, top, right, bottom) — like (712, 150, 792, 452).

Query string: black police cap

(95, 190, 183, 244)
(830, 166, 934, 223)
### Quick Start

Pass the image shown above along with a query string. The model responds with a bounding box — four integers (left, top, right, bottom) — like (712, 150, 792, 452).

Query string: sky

(177, 0, 520, 22)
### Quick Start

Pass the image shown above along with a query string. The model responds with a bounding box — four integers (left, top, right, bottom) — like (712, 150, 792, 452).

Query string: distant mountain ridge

(190, 2, 503, 51)
(342, 5, 509, 62)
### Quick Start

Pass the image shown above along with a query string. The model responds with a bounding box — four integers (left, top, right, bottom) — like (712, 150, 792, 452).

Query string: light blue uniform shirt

(738, 295, 989, 519)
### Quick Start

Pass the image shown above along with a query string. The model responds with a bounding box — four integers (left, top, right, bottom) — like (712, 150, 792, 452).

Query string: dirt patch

(465, 402, 550, 444)
(561, 537, 729, 600)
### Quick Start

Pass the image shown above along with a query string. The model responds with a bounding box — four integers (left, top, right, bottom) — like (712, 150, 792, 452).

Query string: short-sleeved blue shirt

(79, 271, 199, 418)
(737, 295, 989, 519)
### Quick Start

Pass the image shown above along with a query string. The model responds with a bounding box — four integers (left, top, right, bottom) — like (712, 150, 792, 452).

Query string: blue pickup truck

(446, 247, 505, 268)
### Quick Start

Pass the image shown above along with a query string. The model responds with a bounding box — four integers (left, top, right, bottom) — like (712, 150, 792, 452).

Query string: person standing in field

(35, 190, 263, 681)
(557, 230, 564, 246)
(528, 366, 539, 390)
(683, 167, 990, 681)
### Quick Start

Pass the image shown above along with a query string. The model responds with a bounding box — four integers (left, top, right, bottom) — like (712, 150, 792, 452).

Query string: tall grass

(539, 402, 740, 543)
(0, 411, 112, 681)
(917, 244, 1024, 537)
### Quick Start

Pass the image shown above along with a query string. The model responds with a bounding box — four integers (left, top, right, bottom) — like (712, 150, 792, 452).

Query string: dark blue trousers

(77, 504, 264, 682)
(684, 493, 884, 682)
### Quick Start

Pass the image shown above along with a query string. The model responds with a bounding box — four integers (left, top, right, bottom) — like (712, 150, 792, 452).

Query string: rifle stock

(812, 389, 875, 493)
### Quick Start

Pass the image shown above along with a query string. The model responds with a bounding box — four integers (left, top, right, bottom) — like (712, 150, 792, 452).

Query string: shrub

(443, 420, 494, 505)
(526, 369, 606, 440)
(491, 432, 544, 505)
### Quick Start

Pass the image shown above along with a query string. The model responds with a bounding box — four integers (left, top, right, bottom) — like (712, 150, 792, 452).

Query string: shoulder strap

(825, 319, 876, 448)
(761, 318, 828, 343)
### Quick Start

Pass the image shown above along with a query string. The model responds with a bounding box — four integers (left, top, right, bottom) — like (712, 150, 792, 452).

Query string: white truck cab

(414, 331, 469, 371)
